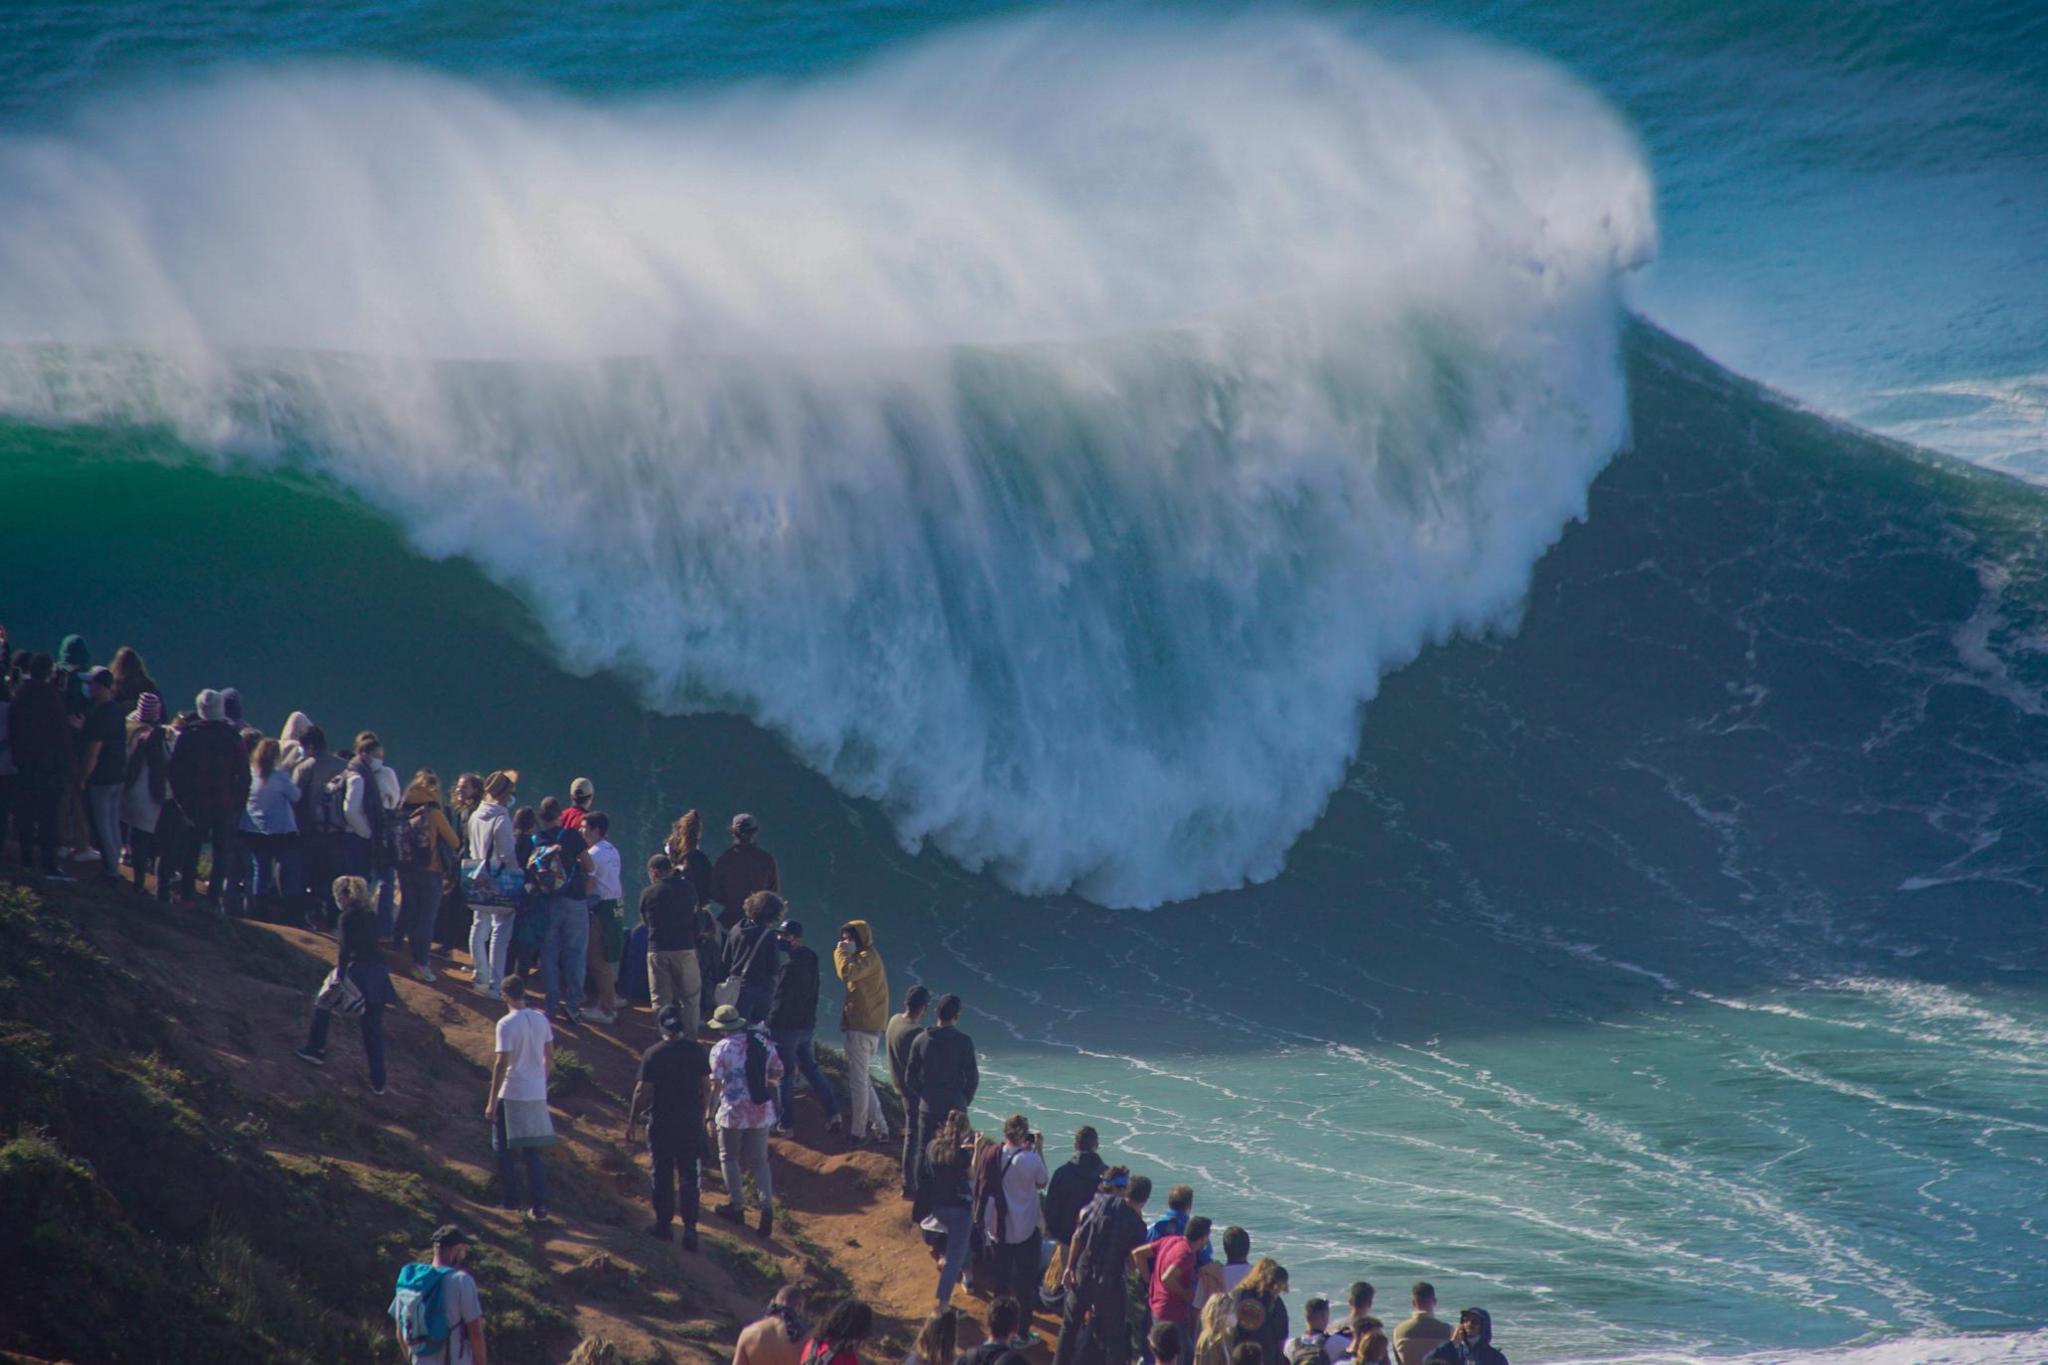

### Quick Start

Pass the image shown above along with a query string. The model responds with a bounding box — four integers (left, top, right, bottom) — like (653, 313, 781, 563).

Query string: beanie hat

(220, 687, 244, 723)
(196, 689, 226, 722)
(130, 692, 163, 725)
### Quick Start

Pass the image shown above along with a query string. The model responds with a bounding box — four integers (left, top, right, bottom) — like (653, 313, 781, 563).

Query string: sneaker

(370, 1082, 387, 1096)
(567, 1009, 585, 1027)
(773, 1122, 796, 1138)
(526, 1208, 549, 1224)
(1009, 1333, 1041, 1351)
(471, 982, 501, 999)
(715, 1203, 744, 1224)
(294, 1048, 326, 1067)
(410, 964, 436, 984)
(70, 848, 102, 863)
(43, 870, 75, 883)
(825, 1115, 845, 1135)
(581, 1007, 616, 1025)
(646, 1223, 673, 1242)
(756, 1207, 773, 1237)
(682, 1227, 699, 1253)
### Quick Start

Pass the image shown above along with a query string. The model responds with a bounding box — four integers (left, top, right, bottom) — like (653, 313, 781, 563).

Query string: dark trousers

(300, 832, 340, 928)
(13, 765, 63, 872)
(303, 996, 388, 1090)
(492, 1106, 549, 1213)
(649, 1136, 702, 1230)
(180, 811, 241, 910)
(243, 831, 303, 922)
(129, 825, 173, 901)
(901, 1114, 924, 1196)
(0, 773, 13, 866)
(398, 867, 441, 967)
(994, 1236, 1041, 1316)
(736, 982, 771, 1025)
(1054, 1280, 1131, 1365)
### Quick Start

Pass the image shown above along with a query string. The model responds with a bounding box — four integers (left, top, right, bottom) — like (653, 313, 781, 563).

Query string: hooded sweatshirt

(832, 920, 890, 1033)
(1423, 1311, 1505, 1365)
(398, 777, 461, 875)
(278, 711, 314, 769)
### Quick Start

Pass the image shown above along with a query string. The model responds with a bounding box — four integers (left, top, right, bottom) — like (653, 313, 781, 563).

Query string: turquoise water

(2, 4, 2046, 1362)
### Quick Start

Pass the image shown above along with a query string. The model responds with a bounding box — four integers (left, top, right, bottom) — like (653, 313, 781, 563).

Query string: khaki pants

(842, 1028, 888, 1140)
(649, 948, 701, 1033)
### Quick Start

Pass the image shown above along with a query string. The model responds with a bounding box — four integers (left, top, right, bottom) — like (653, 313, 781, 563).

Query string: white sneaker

(581, 1008, 617, 1025)
(70, 848, 102, 863)
(471, 982, 501, 999)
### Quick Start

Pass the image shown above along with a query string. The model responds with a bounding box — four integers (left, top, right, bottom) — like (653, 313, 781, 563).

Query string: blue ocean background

(2, 3, 2046, 1363)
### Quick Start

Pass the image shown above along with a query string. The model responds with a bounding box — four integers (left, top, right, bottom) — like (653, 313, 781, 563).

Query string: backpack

(396, 803, 438, 870)
(743, 1031, 772, 1105)
(313, 763, 352, 834)
(1288, 1332, 1332, 1365)
(388, 1263, 453, 1360)
(527, 834, 568, 896)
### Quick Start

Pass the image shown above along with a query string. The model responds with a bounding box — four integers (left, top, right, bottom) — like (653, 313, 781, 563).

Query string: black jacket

(1044, 1150, 1108, 1243)
(723, 918, 781, 992)
(904, 1024, 978, 1114)
(768, 942, 821, 1031)
(1425, 1310, 1507, 1365)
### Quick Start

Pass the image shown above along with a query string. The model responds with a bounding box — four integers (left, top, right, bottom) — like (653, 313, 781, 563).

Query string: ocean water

(2, 4, 2046, 1363)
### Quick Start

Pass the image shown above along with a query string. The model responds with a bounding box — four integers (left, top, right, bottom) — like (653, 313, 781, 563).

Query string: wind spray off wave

(0, 16, 1655, 906)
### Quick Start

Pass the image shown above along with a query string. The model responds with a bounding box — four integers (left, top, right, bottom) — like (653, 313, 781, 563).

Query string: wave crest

(0, 16, 1654, 905)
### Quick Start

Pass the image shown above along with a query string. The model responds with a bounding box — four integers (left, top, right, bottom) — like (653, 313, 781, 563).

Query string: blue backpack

(389, 1263, 453, 1359)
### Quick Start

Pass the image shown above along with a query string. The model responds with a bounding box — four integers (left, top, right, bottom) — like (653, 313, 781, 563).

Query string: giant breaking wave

(0, 16, 1655, 905)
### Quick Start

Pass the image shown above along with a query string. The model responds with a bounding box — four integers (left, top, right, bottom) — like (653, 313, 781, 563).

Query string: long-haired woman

(916, 1109, 978, 1310)
(240, 737, 301, 921)
(802, 1299, 875, 1365)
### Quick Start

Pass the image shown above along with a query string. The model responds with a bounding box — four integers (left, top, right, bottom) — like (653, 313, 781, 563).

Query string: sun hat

(706, 1004, 748, 1032)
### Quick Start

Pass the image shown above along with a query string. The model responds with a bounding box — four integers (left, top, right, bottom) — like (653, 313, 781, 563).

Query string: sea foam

(0, 15, 1654, 905)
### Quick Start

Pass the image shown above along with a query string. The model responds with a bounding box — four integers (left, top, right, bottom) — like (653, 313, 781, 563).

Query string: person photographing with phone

(979, 1113, 1050, 1346)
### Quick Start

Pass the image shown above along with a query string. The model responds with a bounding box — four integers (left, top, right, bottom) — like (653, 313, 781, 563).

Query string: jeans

(649, 948, 701, 1031)
(86, 782, 123, 875)
(936, 1204, 973, 1306)
(649, 1134, 702, 1230)
(539, 893, 590, 1016)
(717, 1124, 774, 1213)
(303, 994, 388, 1091)
(130, 825, 171, 900)
(736, 982, 771, 1025)
(772, 1028, 840, 1125)
(842, 1029, 888, 1139)
(397, 867, 442, 967)
(492, 1105, 549, 1213)
(1055, 1280, 1132, 1365)
(15, 765, 63, 872)
(469, 909, 513, 993)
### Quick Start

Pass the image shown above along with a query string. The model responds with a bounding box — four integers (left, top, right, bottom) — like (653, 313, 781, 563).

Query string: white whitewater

(0, 15, 1655, 905)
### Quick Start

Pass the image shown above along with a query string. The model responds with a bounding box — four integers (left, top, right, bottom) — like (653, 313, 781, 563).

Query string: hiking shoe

(715, 1203, 744, 1224)
(294, 1048, 326, 1067)
(646, 1223, 673, 1241)
(756, 1207, 773, 1237)
(410, 964, 436, 984)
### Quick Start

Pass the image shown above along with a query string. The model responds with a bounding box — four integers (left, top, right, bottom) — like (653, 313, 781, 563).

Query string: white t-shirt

(1223, 1262, 1252, 1293)
(494, 1007, 554, 1102)
(985, 1142, 1049, 1244)
(589, 838, 623, 900)
(414, 1268, 484, 1365)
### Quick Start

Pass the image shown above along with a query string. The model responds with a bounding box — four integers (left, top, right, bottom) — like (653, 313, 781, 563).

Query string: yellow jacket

(833, 920, 890, 1033)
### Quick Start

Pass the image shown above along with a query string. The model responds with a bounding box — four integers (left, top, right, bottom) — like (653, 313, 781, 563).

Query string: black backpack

(1288, 1332, 1332, 1365)
(743, 1031, 772, 1105)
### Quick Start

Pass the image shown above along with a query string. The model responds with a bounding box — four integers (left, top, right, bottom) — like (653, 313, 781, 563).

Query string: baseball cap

(776, 919, 803, 938)
(657, 1005, 689, 1036)
(431, 1224, 470, 1250)
(731, 812, 759, 834)
(570, 776, 595, 799)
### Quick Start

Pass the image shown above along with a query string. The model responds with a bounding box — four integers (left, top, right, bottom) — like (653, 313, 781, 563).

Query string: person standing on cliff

(888, 985, 931, 1197)
(561, 776, 595, 831)
(709, 812, 778, 931)
(904, 993, 978, 1202)
(768, 919, 843, 1137)
(833, 920, 891, 1147)
(626, 1003, 713, 1250)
